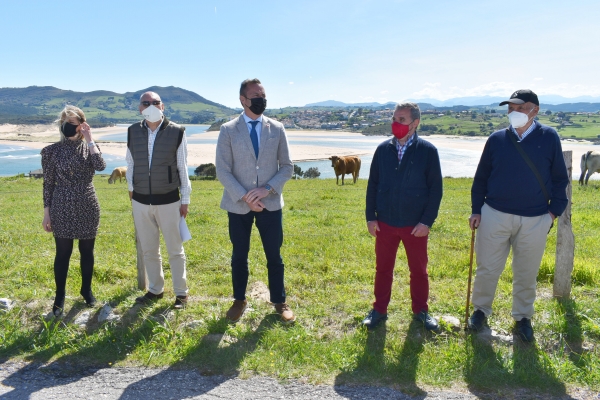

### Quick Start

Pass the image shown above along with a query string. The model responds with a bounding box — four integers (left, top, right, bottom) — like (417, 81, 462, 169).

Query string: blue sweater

(366, 134, 443, 227)
(471, 123, 569, 217)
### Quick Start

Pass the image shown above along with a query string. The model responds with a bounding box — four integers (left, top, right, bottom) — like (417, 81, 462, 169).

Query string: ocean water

(100, 124, 211, 143)
(1, 128, 596, 180)
(0, 144, 129, 177)
(0, 124, 211, 177)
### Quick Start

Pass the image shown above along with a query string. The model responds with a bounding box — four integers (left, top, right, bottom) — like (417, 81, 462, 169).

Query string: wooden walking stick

(465, 228, 475, 328)
(133, 212, 148, 291)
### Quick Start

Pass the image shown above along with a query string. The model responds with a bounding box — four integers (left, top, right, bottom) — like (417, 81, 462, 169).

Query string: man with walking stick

(468, 89, 569, 342)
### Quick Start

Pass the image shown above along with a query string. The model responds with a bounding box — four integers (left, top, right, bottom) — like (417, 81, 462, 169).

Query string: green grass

(0, 177, 599, 396)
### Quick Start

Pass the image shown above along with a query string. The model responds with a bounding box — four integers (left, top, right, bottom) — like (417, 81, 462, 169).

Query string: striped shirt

(126, 118, 191, 204)
(511, 119, 538, 142)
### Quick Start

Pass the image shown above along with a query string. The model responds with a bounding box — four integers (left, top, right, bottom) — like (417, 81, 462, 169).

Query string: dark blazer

(366, 133, 443, 228)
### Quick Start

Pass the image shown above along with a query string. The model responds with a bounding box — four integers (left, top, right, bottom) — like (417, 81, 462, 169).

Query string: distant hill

(411, 95, 600, 107)
(304, 98, 600, 113)
(0, 86, 237, 125)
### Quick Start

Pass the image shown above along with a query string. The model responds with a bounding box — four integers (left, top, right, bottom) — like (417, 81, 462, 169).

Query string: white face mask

(142, 105, 163, 123)
(508, 108, 534, 129)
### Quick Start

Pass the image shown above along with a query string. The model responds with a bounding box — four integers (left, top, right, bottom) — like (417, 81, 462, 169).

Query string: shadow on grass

(117, 315, 275, 399)
(555, 298, 585, 368)
(334, 320, 428, 399)
(0, 293, 167, 399)
(464, 331, 571, 398)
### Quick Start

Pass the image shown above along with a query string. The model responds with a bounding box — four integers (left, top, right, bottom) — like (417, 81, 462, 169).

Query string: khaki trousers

(132, 200, 188, 297)
(471, 204, 553, 321)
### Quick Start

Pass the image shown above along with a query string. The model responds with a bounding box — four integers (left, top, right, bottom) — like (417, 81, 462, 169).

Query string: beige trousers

(132, 200, 188, 297)
(471, 204, 553, 321)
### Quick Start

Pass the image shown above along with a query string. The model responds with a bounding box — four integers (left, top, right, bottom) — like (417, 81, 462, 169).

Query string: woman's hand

(79, 122, 93, 142)
(43, 208, 52, 232)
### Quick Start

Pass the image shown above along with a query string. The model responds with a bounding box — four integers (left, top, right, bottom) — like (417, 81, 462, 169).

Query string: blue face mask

(62, 122, 79, 137)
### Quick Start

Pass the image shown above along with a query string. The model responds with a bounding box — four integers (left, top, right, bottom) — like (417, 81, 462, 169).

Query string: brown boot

(274, 303, 296, 324)
(226, 299, 247, 322)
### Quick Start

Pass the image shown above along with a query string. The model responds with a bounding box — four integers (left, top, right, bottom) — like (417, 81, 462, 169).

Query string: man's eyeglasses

(140, 100, 161, 107)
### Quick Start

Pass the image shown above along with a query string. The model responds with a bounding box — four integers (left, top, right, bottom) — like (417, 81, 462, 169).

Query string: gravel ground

(0, 361, 598, 400)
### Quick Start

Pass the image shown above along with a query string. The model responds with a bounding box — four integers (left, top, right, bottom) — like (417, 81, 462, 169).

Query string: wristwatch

(264, 184, 276, 195)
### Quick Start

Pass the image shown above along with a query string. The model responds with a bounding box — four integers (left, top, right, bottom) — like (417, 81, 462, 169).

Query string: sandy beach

(1, 124, 598, 170)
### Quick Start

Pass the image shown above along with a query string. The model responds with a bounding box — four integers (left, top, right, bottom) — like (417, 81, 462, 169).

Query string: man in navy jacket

(363, 102, 443, 331)
(468, 89, 569, 342)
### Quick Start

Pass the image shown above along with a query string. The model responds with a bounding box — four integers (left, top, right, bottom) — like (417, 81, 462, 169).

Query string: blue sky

(1, 0, 599, 108)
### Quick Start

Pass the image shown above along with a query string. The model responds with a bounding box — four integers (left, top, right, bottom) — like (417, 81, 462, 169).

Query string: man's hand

(549, 211, 556, 221)
(129, 191, 133, 201)
(411, 223, 429, 237)
(248, 200, 265, 212)
(469, 214, 481, 230)
(180, 204, 189, 218)
(243, 187, 269, 205)
(367, 220, 380, 237)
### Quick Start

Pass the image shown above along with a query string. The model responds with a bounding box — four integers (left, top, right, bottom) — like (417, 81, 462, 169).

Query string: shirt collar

(510, 119, 538, 138)
(243, 112, 263, 124)
(143, 117, 165, 134)
(393, 132, 416, 148)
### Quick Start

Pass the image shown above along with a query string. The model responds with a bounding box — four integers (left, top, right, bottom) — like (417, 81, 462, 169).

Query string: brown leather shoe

(226, 299, 247, 322)
(135, 291, 163, 305)
(274, 303, 296, 324)
(174, 295, 188, 309)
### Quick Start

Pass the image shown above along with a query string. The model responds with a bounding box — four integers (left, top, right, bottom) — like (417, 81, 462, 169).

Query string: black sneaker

(174, 295, 188, 310)
(135, 292, 164, 305)
(362, 309, 387, 330)
(414, 311, 439, 331)
(516, 318, 534, 342)
(468, 310, 487, 331)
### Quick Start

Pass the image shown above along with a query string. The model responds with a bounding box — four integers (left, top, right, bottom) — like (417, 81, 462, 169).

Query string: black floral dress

(41, 139, 106, 239)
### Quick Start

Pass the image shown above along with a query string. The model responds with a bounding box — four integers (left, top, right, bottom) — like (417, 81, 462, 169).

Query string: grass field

(0, 176, 599, 396)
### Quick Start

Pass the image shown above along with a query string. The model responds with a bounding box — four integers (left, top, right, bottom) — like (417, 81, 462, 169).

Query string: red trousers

(373, 221, 429, 314)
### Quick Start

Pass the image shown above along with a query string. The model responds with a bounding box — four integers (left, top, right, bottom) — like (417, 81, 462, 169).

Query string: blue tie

(249, 121, 259, 158)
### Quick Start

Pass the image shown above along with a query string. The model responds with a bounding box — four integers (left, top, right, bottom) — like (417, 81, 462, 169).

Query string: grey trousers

(132, 200, 188, 297)
(471, 204, 553, 321)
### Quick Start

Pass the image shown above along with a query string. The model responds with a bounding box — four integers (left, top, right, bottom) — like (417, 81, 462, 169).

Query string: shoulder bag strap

(507, 129, 550, 203)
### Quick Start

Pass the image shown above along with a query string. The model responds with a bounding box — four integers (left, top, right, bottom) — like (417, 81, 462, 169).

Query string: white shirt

(242, 113, 263, 148)
(126, 118, 192, 204)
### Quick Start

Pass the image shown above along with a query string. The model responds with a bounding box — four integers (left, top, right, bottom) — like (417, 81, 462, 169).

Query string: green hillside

(0, 86, 237, 126)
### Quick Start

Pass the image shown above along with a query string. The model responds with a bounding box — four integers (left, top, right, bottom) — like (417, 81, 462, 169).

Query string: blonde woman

(41, 106, 106, 317)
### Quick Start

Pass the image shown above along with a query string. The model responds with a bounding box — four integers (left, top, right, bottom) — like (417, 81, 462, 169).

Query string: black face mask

(248, 97, 267, 115)
(62, 122, 79, 137)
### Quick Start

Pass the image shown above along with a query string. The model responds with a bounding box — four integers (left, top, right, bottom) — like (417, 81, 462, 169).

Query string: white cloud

(535, 83, 600, 97)
(380, 90, 389, 94)
(534, 77, 544, 81)
(289, 82, 294, 85)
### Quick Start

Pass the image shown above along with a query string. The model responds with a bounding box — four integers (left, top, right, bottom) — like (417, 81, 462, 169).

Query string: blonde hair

(56, 105, 86, 142)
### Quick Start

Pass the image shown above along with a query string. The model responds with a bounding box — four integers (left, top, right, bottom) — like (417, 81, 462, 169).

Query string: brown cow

(329, 155, 361, 185)
(108, 166, 127, 184)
